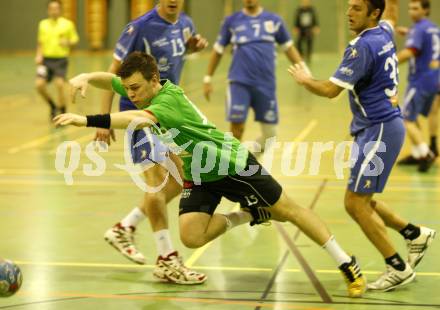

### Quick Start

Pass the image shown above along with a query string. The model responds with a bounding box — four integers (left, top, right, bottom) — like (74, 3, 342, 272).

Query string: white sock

(417, 143, 429, 157)
(224, 211, 253, 230)
(154, 229, 174, 257)
(322, 236, 352, 266)
(256, 123, 277, 152)
(120, 207, 146, 227)
(411, 145, 421, 159)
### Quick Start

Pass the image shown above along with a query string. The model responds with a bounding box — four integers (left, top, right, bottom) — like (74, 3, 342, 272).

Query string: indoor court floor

(0, 51, 439, 309)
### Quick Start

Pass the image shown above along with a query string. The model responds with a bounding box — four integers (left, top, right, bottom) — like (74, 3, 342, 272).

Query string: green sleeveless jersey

(112, 77, 248, 183)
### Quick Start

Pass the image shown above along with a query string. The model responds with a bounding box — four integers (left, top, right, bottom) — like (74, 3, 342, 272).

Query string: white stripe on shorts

(354, 122, 384, 192)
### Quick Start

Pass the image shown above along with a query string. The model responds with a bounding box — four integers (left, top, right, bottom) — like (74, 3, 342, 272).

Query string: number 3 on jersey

(384, 53, 399, 105)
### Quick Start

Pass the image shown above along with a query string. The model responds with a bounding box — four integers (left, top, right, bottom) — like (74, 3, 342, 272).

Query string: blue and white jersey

(114, 7, 195, 85)
(330, 21, 401, 135)
(405, 18, 440, 93)
(214, 10, 292, 89)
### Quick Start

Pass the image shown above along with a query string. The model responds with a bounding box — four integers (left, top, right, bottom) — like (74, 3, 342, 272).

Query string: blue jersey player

(396, 0, 439, 172)
(203, 0, 309, 153)
(289, 0, 435, 292)
(98, 0, 208, 285)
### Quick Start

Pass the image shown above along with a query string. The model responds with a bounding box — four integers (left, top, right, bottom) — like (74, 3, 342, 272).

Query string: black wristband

(86, 114, 111, 129)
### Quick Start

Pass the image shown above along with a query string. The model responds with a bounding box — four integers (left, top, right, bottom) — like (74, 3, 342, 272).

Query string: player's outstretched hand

(288, 64, 310, 85)
(69, 73, 90, 103)
(187, 34, 209, 53)
(53, 113, 87, 128)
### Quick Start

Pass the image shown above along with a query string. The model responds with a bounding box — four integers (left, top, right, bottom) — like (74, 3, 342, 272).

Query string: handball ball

(0, 259, 23, 297)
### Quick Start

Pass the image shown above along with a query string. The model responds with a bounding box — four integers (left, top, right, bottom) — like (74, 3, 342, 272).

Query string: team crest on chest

(183, 27, 191, 42)
(264, 20, 275, 33)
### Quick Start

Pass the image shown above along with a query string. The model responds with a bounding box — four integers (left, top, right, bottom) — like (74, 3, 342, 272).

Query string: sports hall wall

(0, 0, 438, 52)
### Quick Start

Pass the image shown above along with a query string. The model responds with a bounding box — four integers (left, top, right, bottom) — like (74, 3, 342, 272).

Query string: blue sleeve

(113, 22, 140, 61)
(216, 16, 232, 47)
(330, 41, 373, 90)
(405, 27, 423, 51)
(274, 18, 292, 45)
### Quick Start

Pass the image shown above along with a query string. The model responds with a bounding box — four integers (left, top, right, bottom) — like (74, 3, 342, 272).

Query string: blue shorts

(402, 86, 436, 121)
(120, 98, 168, 164)
(226, 82, 278, 124)
(348, 117, 405, 194)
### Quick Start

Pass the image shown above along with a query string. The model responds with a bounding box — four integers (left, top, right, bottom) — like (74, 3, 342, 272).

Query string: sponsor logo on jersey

(349, 47, 358, 59)
(378, 41, 395, 56)
(126, 25, 135, 35)
(339, 66, 354, 76)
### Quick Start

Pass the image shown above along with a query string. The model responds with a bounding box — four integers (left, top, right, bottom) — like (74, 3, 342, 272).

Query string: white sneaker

(407, 226, 436, 269)
(104, 223, 146, 265)
(153, 251, 207, 285)
(367, 263, 415, 292)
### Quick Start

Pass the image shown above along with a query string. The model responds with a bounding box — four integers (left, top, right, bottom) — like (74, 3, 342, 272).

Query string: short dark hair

(410, 0, 430, 15)
(365, 0, 385, 21)
(48, 0, 62, 7)
(118, 52, 160, 81)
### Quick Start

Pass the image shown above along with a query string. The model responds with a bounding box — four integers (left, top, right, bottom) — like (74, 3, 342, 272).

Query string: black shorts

(36, 57, 68, 82)
(179, 153, 283, 215)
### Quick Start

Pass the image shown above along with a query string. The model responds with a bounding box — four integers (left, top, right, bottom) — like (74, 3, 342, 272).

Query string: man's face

(48, 2, 62, 19)
(242, 0, 259, 10)
(346, 0, 377, 34)
(159, 0, 184, 17)
(408, 1, 427, 22)
(122, 72, 156, 108)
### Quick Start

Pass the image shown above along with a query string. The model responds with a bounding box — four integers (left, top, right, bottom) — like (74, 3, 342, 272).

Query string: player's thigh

(226, 82, 251, 123)
(179, 182, 221, 242)
(251, 86, 278, 124)
(348, 118, 405, 194)
(52, 58, 68, 81)
(35, 77, 47, 89)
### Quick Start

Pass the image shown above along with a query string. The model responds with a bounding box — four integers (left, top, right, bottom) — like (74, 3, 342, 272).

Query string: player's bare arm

(53, 110, 157, 130)
(288, 64, 343, 98)
(382, 0, 399, 28)
(203, 50, 223, 101)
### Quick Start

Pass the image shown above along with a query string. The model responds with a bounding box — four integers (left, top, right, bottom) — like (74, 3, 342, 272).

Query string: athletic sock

(399, 223, 421, 240)
(224, 211, 253, 230)
(120, 207, 146, 227)
(322, 236, 352, 266)
(154, 229, 174, 257)
(417, 143, 430, 158)
(385, 253, 406, 271)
